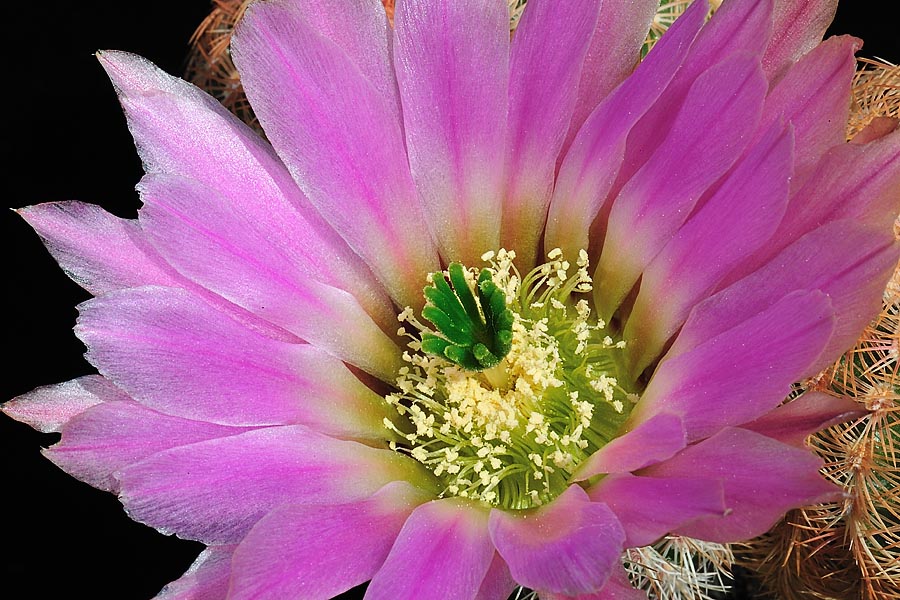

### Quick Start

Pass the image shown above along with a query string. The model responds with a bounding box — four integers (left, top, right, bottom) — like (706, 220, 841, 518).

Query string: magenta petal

(560, 0, 659, 160)
(758, 35, 859, 185)
(47, 401, 251, 492)
(673, 220, 898, 375)
(489, 485, 625, 596)
(231, 2, 439, 307)
(596, 54, 767, 319)
(2, 376, 117, 433)
(742, 391, 864, 448)
(542, 565, 647, 600)
(625, 124, 793, 374)
(574, 413, 686, 480)
(228, 481, 429, 600)
(17, 202, 177, 296)
(588, 473, 725, 547)
(393, 0, 508, 264)
(643, 428, 841, 542)
(763, 0, 839, 80)
(632, 290, 834, 442)
(137, 175, 402, 382)
(97, 51, 389, 317)
(476, 553, 517, 600)
(76, 287, 395, 437)
(545, 0, 707, 260)
(365, 499, 495, 600)
(153, 545, 235, 600)
(501, 0, 601, 264)
(117, 425, 428, 544)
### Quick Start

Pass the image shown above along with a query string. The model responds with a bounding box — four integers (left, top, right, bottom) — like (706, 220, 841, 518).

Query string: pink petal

(76, 286, 396, 437)
(476, 553, 517, 600)
(851, 117, 898, 145)
(574, 413, 686, 480)
(97, 51, 389, 317)
(542, 565, 647, 600)
(17, 202, 178, 296)
(280, 0, 402, 121)
(596, 54, 767, 319)
(489, 485, 626, 596)
(588, 473, 726, 547)
(47, 401, 252, 492)
(2, 376, 117, 433)
(117, 425, 430, 544)
(365, 499, 495, 600)
(137, 175, 402, 382)
(231, 3, 439, 308)
(643, 427, 841, 542)
(672, 220, 899, 375)
(393, 0, 508, 265)
(228, 481, 430, 600)
(501, 0, 602, 265)
(742, 391, 864, 448)
(758, 35, 859, 186)
(763, 0, 839, 81)
(615, 0, 773, 191)
(560, 0, 659, 161)
(631, 290, 835, 442)
(545, 0, 707, 260)
(624, 124, 793, 375)
(153, 545, 236, 600)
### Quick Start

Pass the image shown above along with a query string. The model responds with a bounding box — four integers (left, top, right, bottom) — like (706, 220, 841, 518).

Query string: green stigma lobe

(421, 263, 514, 370)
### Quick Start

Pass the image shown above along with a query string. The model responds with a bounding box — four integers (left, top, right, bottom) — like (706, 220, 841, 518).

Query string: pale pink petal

(47, 401, 252, 492)
(117, 425, 431, 544)
(17, 202, 178, 296)
(672, 220, 899, 374)
(851, 117, 898, 144)
(643, 428, 841, 542)
(393, 0, 508, 265)
(97, 51, 389, 316)
(476, 553, 517, 600)
(228, 482, 430, 600)
(596, 54, 767, 319)
(137, 175, 402, 381)
(365, 499, 495, 600)
(153, 545, 236, 600)
(630, 291, 835, 442)
(624, 124, 793, 375)
(545, 0, 707, 259)
(763, 0, 839, 81)
(542, 566, 648, 600)
(2, 376, 117, 433)
(280, 0, 402, 120)
(560, 0, 659, 160)
(501, 0, 602, 265)
(573, 413, 686, 480)
(588, 473, 725, 547)
(232, 1, 439, 307)
(76, 286, 396, 437)
(742, 391, 864, 448)
(489, 485, 625, 596)
(758, 35, 859, 186)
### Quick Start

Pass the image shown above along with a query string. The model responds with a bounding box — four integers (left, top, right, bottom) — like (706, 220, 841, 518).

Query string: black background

(3, 2, 897, 599)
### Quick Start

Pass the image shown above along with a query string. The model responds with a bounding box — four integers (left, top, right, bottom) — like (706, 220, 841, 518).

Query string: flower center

(384, 249, 639, 509)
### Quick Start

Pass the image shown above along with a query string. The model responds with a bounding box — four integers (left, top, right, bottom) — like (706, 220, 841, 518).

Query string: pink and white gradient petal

(76, 286, 396, 436)
(116, 425, 430, 544)
(232, 0, 439, 308)
(153, 545, 237, 600)
(393, 0, 509, 265)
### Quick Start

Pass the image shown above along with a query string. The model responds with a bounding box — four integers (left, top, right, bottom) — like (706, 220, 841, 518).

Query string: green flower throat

(384, 249, 640, 510)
